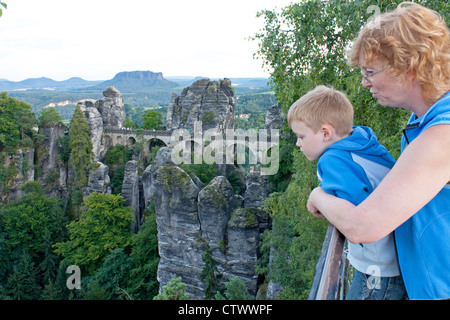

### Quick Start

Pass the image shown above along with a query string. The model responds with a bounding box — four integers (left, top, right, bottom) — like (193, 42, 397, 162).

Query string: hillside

(0, 77, 102, 91)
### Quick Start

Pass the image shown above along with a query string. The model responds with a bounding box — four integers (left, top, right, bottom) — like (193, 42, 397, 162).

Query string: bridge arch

(103, 135, 113, 149)
(128, 136, 137, 146)
(146, 138, 168, 159)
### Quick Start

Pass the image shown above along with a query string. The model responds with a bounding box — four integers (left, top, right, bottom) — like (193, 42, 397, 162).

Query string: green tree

(38, 107, 64, 127)
(200, 242, 221, 300)
(39, 228, 62, 284)
(6, 250, 41, 300)
(215, 277, 252, 300)
(53, 193, 134, 275)
(0, 182, 68, 299)
(0, 92, 38, 152)
(124, 117, 139, 129)
(0, 182, 68, 262)
(142, 110, 163, 130)
(88, 248, 133, 299)
(40, 279, 62, 300)
(153, 277, 190, 300)
(68, 104, 95, 191)
(127, 215, 160, 299)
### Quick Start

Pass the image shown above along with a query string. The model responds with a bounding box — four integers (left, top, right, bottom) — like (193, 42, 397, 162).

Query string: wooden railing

(308, 223, 349, 300)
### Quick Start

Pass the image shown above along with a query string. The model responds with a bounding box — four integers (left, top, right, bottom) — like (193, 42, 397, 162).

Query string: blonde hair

(348, 2, 450, 106)
(287, 85, 354, 136)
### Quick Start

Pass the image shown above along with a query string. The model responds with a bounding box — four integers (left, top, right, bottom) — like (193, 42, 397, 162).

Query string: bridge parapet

(103, 126, 174, 136)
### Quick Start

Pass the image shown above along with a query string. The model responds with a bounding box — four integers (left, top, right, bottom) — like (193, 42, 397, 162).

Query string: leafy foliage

(200, 242, 221, 300)
(215, 277, 252, 300)
(180, 162, 218, 185)
(38, 107, 64, 127)
(85, 248, 133, 299)
(126, 215, 160, 299)
(0, 182, 68, 299)
(0, 184, 161, 300)
(6, 251, 41, 300)
(0, 92, 38, 153)
(68, 104, 95, 190)
(104, 145, 133, 194)
(142, 110, 164, 130)
(1, 182, 67, 260)
(53, 193, 133, 275)
(153, 277, 190, 300)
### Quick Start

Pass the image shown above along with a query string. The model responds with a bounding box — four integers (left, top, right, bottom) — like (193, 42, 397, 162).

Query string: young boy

(287, 85, 405, 300)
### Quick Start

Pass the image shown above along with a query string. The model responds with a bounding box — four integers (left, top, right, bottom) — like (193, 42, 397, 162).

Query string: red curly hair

(348, 2, 450, 106)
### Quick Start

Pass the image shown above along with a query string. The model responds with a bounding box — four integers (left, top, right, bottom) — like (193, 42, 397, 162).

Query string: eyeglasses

(361, 67, 386, 83)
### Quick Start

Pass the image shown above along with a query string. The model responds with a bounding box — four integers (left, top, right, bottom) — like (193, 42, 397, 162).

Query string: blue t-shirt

(395, 91, 450, 300)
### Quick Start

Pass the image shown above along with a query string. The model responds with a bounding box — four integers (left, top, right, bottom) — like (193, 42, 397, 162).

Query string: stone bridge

(103, 126, 174, 157)
(103, 126, 280, 174)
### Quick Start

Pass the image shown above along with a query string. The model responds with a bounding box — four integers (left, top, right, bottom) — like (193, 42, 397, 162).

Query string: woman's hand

(307, 187, 326, 218)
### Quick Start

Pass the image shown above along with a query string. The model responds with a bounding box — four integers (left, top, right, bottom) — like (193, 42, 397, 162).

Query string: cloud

(0, 0, 293, 81)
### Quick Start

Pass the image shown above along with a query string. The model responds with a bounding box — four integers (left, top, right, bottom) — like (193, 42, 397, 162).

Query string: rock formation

(77, 86, 125, 161)
(225, 207, 269, 295)
(121, 160, 143, 232)
(244, 168, 271, 210)
(146, 147, 271, 299)
(84, 162, 111, 196)
(0, 149, 35, 203)
(264, 104, 284, 130)
(166, 78, 235, 132)
(96, 86, 126, 128)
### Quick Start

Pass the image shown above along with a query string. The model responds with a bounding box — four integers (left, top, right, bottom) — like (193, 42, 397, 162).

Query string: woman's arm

(307, 124, 450, 244)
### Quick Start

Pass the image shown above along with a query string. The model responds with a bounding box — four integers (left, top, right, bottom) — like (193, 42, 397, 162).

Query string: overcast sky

(0, 0, 294, 81)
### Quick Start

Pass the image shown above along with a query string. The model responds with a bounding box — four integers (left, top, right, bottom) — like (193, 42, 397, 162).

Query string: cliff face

(121, 160, 144, 233)
(265, 104, 284, 130)
(147, 147, 270, 299)
(166, 78, 236, 132)
(0, 148, 35, 203)
(36, 123, 68, 198)
(153, 165, 205, 297)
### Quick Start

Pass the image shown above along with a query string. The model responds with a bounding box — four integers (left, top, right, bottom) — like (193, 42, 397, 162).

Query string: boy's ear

(321, 124, 335, 142)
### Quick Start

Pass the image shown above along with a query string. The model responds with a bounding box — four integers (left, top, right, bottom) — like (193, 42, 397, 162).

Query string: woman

(307, 2, 450, 300)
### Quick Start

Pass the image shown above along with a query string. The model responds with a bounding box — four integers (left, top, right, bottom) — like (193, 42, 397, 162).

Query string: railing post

(308, 223, 346, 300)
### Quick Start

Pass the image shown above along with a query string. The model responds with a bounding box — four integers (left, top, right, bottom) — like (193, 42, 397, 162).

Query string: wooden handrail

(308, 223, 347, 300)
